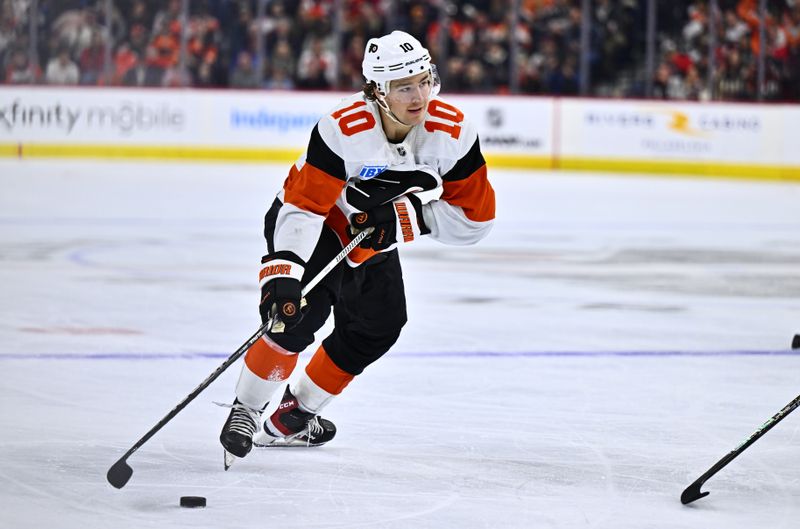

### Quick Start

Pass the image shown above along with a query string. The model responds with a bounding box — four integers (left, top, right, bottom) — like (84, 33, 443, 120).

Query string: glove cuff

(259, 251, 305, 287)
(406, 193, 431, 236)
(393, 195, 429, 243)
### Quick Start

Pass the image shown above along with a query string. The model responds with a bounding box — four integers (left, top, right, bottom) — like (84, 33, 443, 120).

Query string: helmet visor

(386, 71, 435, 104)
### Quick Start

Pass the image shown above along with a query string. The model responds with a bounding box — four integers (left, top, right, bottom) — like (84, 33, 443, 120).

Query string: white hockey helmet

(362, 31, 439, 96)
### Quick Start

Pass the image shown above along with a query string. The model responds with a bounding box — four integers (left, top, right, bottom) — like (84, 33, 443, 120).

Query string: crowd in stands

(1, 0, 798, 101)
(651, 0, 800, 101)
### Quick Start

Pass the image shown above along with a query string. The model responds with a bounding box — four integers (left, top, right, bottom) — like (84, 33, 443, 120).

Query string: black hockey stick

(681, 393, 800, 505)
(107, 229, 370, 489)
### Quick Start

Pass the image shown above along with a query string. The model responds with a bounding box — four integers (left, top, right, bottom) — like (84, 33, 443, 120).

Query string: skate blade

(253, 432, 320, 448)
(223, 449, 238, 470)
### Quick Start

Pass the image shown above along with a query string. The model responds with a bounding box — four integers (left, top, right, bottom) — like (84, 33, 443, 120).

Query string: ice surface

(1, 160, 799, 528)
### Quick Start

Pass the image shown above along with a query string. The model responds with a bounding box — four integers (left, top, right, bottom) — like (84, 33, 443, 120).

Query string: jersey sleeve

(273, 117, 347, 262)
(421, 120, 495, 246)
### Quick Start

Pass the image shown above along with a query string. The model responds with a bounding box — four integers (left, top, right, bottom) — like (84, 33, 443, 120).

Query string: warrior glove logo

(281, 302, 297, 317)
(394, 201, 414, 243)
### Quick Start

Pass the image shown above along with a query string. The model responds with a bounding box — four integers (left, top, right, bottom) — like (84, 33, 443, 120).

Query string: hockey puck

(792, 334, 800, 350)
(179, 496, 206, 508)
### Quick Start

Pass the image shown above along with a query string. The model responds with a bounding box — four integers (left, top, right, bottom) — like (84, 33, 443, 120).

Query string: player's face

(385, 71, 432, 126)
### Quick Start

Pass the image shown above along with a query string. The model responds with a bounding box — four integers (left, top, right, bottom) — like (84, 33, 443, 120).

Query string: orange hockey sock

(244, 336, 298, 382)
(304, 345, 354, 395)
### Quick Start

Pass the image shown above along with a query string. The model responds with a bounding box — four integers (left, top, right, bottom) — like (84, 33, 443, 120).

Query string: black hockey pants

(263, 198, 408, 375)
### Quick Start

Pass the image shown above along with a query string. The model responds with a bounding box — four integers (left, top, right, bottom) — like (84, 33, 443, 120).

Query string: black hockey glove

(350, 194, 430, 251)
(259, 251, 305, 330)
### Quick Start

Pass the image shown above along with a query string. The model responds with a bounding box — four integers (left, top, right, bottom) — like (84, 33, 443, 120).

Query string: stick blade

(107, 458, 133, 489)
(681, 481, 709, 505)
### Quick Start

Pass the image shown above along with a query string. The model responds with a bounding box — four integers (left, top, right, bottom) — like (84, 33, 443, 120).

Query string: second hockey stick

(107, 229, 370, 489)
(681, 393, 800, 505)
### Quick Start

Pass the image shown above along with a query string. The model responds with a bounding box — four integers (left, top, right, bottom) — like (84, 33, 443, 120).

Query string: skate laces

(307, 416, 324, 437)
(216, 401, 261, 437)
(283, 414, 324, 446)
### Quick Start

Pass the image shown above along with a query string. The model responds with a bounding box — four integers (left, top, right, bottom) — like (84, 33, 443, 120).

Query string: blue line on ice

(0, 350, 798, 360)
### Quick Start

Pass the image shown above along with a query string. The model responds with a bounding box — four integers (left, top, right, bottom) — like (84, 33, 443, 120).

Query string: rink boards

(0, 86, 798, 181)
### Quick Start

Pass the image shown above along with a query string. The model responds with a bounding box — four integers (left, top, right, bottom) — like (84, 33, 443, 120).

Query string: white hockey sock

(235, 364, 284, 410)
(290, 372, 335, 414)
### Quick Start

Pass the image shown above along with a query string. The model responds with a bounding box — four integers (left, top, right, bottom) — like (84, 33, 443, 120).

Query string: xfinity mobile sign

(0, 99, 184, 135)
(0, 88, 328, 146)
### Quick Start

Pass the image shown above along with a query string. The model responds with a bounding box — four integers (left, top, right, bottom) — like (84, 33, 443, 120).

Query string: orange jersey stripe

(440, 164, 495, 222)
(283, 162, 346, 217)
(244, 336, 298, 381)
(305, 345, 354, 395)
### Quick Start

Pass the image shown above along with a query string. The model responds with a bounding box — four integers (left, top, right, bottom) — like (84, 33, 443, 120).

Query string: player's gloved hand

(350, 195, 430, 251)
(259, 251, 305, 330)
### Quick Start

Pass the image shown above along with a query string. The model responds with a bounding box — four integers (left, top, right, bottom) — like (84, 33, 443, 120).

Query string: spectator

(152, 0, 181, 36)
(296, 36, 335, 89)
(122, 46, 164, 86)
(45, 46, 79, 85)
(78, 31, 106, 84)
(462, 59, 492, 93)
(148, 23, 179, 71)
(230, 49, 260, 88)
(717, 47, 749, 100)
(112, 41, 138, 85)
(723, 9, 749, 44)
(128, 23, 149, 57)
(683, 64, 707, 100)
(128, 0, 153, 33)
(264, 63, 294, 90)
(652, 62, 673, 99)
(0, 7, 16, 68)
(4, 47, 39, 84)
(338, 34, 366, 90)
(267, 39, 295, 86)
(187, 13, 224, 87)
(444, 56, 467, 91)
(51, 7, 100, 58)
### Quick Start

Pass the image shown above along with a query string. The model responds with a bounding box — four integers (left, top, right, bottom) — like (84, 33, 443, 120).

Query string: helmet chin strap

(374, 93, 413, 128)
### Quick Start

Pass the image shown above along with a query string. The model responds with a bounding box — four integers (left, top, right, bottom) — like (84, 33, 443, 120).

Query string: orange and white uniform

(274, 92, 496, 265)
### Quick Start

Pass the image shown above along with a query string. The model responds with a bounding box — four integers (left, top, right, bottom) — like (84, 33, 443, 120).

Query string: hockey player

(219, 30, 495, 467)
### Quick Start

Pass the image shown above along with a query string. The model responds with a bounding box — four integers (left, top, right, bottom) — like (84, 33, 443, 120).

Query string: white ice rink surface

(1, 160, 799, 529)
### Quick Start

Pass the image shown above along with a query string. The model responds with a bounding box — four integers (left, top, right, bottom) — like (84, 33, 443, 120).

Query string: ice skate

(253, 387, 336, 448)
(219, 399, 262, 470)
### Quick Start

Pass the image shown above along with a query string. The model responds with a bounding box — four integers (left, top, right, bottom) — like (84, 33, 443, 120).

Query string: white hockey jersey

(273, 92, 495, 266)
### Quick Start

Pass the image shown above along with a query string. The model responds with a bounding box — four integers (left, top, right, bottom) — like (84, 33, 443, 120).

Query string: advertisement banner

(1, 86, 796, 179)
(558, 98, 797, 166)
(0, 87, 328, 146)
(447, 95, 553, 158)
(0, 87, 553, 157)
(782, 107, 800, 166)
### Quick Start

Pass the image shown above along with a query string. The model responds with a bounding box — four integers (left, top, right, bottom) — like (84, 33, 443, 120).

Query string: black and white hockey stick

(107, 229, 370, 489)
(681, 393, 800, 505)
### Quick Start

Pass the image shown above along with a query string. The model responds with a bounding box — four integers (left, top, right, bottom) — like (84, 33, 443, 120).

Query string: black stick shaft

(106, 324, 268, 488)
(681, 393, 800, 504)
(107, 230, 369, 488)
